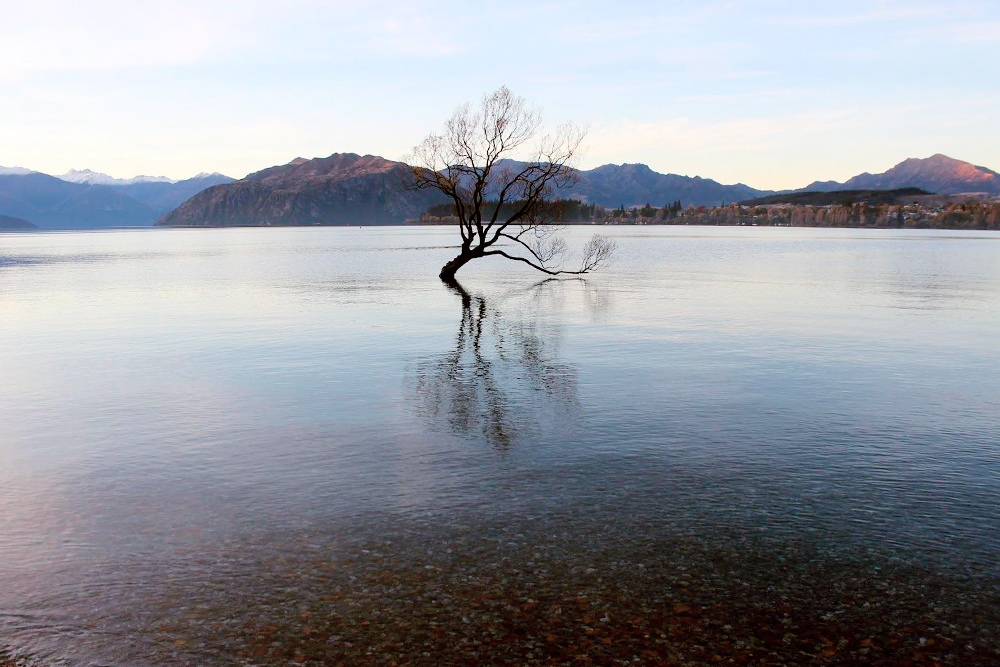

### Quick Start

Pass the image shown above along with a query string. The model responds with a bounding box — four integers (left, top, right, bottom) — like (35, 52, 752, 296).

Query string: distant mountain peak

(800, 154, 1000, 195)
(247, 153, 401, 184)
(0, 165, 36, 176)
(592, 162, 654, 173)
(158, 152, 442, 227)
(922, 153, 966, 164)
(58, 169, 177, 186)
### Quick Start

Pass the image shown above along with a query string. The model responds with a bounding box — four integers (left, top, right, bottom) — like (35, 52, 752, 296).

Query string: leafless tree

(407, 86, 616, 283)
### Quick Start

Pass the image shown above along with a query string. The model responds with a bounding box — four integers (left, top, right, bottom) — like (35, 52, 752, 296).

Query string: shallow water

(0, 226, 998, 665)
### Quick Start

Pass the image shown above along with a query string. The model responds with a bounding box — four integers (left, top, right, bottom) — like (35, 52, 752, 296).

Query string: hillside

(117, 173, 236, 214)
(567, 162, 763, 207)
(801, 155, 1000, 195)
(0, 214, 37, 230)
(156, 154, 446, 226)
(487, 159, 765, 207)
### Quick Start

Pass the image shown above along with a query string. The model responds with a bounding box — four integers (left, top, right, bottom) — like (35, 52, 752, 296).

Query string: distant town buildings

(414, 196, 1000, 230)
(597, 199, 1000, 230)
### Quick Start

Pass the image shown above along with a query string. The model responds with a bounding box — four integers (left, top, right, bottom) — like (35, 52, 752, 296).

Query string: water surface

(1, 226, 998, 665)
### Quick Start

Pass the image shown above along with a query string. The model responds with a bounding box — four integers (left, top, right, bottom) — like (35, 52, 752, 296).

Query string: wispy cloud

(0, 0, 997, 183)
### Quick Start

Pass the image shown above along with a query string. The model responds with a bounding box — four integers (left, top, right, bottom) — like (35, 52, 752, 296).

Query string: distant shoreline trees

(417, 199, 1000, 230)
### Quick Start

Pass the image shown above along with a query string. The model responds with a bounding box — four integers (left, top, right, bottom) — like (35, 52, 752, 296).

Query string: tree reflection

(409, 280, 586, 452)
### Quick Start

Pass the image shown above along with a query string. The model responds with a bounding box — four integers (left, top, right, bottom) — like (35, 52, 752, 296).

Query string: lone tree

(408, 86, 615, 283)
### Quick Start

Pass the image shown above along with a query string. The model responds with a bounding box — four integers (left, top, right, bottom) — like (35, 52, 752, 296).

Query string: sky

(1, 0, 998, 190)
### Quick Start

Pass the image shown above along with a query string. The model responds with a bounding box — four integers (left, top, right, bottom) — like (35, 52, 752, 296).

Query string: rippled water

(0, 226, 998, 665)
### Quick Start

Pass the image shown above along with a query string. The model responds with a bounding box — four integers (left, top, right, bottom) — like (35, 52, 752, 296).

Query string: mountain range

(58, 169, 176, 186)
(2, 154, 997, 229)
(159, 154, 768, 227)
(161, 153, 997, 228)
(0, 169, 234, 229)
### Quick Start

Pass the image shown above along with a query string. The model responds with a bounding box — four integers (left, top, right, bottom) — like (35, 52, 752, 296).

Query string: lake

(1, 226, 998, 665)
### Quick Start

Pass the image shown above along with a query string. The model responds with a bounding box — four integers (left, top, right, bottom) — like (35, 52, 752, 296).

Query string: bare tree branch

(404, 86, 612, 283)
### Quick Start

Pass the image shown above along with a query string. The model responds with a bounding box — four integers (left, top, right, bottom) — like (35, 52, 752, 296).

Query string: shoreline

(3, 520, 998, 666)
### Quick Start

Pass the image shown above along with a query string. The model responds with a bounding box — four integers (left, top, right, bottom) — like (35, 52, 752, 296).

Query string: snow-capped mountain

(57, 169, 176, 186)
(0, 165, 35, 176)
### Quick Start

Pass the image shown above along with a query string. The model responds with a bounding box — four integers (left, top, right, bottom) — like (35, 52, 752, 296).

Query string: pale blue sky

(1, 0, 997, 189)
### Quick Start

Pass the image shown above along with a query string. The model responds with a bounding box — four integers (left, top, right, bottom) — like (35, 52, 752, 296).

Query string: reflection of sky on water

(0, 226, 999, 665)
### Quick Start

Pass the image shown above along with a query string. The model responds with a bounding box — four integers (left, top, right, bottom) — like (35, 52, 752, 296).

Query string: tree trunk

(439, 250, 478, 284)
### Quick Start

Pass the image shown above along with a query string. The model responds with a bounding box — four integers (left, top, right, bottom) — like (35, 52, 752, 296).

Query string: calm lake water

(1, 226, 999, 665)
